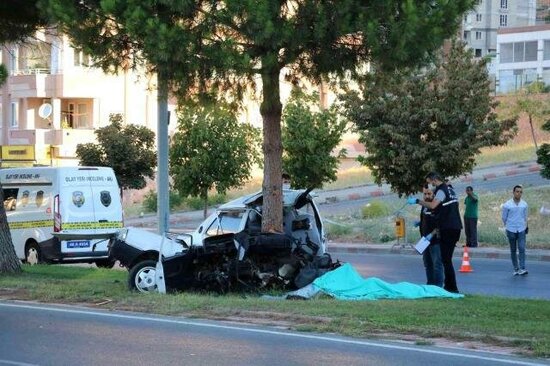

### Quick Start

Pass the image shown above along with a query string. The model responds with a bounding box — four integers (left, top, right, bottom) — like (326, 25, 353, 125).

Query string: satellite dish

(38, 103, 53, 119)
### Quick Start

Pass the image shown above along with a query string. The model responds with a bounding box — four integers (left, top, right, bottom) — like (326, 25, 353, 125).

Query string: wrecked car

(109, 189, 338, 293)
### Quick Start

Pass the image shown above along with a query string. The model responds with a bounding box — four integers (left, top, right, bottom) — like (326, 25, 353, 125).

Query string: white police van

(1, 167, 123, 267)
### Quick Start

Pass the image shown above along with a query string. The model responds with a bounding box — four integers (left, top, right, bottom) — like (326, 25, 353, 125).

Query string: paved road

(334, 252, 550, 300)
(1, 302, 548, 366)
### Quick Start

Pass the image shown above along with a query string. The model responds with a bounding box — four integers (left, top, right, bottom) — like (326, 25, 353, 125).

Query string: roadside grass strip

(0, 265, 548, 357)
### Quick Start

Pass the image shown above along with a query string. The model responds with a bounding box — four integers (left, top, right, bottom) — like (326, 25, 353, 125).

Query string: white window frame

(476, 31, 482, 40)
(500, 14, 508, 27)
(501, 0, 507, 9)
(476, 13, 482, 22)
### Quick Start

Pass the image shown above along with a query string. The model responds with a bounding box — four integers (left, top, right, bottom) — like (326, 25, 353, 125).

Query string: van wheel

(128, 260, 158, 293)
(95, 258, 116, 269)
(25, 242, 42, 265)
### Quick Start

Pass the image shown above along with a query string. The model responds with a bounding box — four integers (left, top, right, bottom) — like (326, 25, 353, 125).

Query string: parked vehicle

(110, 189, 338, 293)
(0, 166, 123, 267)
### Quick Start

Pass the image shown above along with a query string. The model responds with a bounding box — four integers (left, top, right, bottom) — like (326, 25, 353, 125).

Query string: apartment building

(495, 24, 550, 93)
(0, 30, 164, 167)
(462, 0, 536, 58)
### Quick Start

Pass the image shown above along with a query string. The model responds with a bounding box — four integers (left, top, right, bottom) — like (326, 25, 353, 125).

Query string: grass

(0, 265, 549, 358)
(475, 143, 538, 168)
(324, 186, 550, 248)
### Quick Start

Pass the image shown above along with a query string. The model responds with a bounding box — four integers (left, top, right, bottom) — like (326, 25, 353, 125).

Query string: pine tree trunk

(0, 184, 22, 274)
(260, 64, 283, 233)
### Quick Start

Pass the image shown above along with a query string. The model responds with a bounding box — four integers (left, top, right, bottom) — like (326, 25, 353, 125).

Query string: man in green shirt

(464, 186, 478, 248)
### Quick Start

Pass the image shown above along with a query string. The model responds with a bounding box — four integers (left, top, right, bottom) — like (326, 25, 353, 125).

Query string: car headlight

(117, 228, 129, 241)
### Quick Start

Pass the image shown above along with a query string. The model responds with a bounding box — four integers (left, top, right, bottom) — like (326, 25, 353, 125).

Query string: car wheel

(95, 258, 116, 269)
(25, 241, 42, 265)
(128, 260, 159, 293)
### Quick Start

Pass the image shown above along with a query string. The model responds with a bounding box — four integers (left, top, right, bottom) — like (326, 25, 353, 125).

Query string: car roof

(218, 189, 309, 211)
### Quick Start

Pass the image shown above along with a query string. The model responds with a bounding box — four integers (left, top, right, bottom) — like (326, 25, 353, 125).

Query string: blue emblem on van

(72, 191, 85, 207)
(100, 191, 111, 207)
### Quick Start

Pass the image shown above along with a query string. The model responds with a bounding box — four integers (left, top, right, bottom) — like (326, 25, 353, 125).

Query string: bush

(142, 190, 184, 212)
(185, 193, 228, 211)
(361, 200, 389, 219)
(325, 222, 353, 239)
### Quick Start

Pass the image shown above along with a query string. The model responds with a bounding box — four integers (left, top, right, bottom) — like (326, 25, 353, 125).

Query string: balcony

(8, 128, 95, 147)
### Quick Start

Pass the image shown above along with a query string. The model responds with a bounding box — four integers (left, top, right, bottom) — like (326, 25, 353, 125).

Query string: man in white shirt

(501, 185, 529, 276)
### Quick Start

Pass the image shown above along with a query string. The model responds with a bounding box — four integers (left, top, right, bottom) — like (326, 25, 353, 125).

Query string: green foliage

(361, 200, 389, 219)
(282, 90, 347, 189)
(185, 193, 227, 211)
(75, 114, 157, 190)
(0, 0, 49, 43)
(142, 190, 184, 213)
(43, 0, 476, 231)
(169, 103, 261, 215)
(343, 41, 517, 196)
(0, 64, 7, 87)
(537, 120, 550, 179)
(499, 81, 550, 150)
(325, 223, 353, 240)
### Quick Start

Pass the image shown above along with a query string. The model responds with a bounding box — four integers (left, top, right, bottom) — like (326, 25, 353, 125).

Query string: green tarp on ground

(311, 263, 464, 300)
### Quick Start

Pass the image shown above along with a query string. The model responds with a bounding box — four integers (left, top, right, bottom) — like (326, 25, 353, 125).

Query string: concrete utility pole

(157, 71, 169, 235)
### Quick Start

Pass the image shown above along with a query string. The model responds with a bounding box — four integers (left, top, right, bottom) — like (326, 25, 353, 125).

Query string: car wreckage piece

(109, 189, 339, 293)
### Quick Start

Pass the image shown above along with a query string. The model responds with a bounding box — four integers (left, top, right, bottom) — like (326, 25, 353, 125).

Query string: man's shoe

(513, 270, 519, 276)
(518, 269, 528, 275)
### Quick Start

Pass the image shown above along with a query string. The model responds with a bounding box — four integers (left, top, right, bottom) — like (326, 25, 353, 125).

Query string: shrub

(185, 193, 228, 211)
(325, 222, 353, 239)
(361, 200, 389, 219)
(142, 190, 184, 212)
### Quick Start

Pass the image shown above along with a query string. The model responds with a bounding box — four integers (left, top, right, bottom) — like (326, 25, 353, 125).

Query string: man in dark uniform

(419, 185, 443, 287)
(408, 172, 462, 293)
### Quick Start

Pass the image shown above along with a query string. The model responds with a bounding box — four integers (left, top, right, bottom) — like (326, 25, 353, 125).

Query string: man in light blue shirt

(501, 185, 529, 276)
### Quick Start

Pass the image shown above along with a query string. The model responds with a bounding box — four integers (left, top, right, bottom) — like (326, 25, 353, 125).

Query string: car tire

(95, 258, 116, 269)
(25, 241, 43, 265)
(128, 260, 159, 293)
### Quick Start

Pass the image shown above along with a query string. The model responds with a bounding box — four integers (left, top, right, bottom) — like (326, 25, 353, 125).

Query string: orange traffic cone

(459, 246, 473, 273)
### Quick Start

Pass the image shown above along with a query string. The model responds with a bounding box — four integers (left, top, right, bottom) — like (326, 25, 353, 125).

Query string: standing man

(464, 186, 479, 248)
(419, 185, 443, 287)
(408, 172, 462, 293)
(502, 185, 529, 276)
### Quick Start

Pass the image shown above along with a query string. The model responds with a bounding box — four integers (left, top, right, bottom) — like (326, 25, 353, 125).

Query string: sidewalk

(327, 242, 550, 262)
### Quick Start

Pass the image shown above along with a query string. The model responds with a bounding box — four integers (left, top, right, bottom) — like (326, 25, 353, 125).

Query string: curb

(327, 243, 550, 262)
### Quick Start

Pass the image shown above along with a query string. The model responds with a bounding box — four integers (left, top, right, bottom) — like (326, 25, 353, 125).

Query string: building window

(501, 0, 507, 9)
(544, 40, 550, 60)
(501, 43, 513, 63)
(500, 14, 508, 26)
(524, 41, 537, 61)
(476, 13, 482, 22)
(10, 102, 18, 127)
(513, 42, 525, 62)
(9, 48, 17, 74)
(73, 51, 91, 67)
(501, 41, 539, 63)
(76, 103, 89, 128)
(464, 31, 470, 40)
(475, 49, 482, 57)
(476, 31, 482, 40)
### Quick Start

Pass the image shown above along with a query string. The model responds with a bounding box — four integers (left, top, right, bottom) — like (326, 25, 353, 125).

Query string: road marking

(0, 302, 547, 366)
(0, 360, 39, 366)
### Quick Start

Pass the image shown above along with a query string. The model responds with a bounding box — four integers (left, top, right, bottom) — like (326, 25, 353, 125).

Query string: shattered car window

(205, 210, 245, 237)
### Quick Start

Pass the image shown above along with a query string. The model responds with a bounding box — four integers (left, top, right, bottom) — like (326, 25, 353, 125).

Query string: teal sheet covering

(313, 263, 464, 300)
